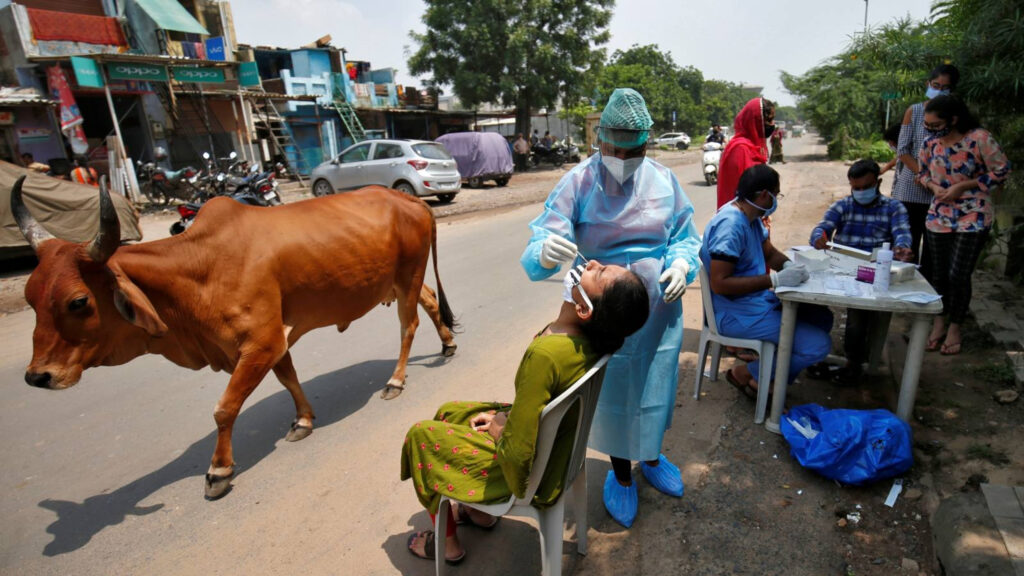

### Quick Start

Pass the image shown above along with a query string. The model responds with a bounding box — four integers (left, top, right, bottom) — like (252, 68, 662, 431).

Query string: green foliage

(774, 105, 801, 123)
(408, 0, 613, 134)
(557, 100, 597, 136)
(838, 137, 896, 163)
(593, 44, 750, 137)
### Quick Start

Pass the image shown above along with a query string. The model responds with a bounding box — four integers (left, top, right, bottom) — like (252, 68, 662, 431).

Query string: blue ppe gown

(699, 204, 833, 383)
(521, 154, 702, 462)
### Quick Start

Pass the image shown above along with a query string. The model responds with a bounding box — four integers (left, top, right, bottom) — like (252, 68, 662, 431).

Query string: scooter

(701, 141, 723, 186)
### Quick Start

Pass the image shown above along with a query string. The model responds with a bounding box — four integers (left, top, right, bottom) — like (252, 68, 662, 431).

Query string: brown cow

(12, 176, 457, 498)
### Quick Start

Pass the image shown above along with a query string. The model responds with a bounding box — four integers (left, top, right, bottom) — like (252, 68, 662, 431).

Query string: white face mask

(601, 155, 643, 184)
(561, 264, 592, 311)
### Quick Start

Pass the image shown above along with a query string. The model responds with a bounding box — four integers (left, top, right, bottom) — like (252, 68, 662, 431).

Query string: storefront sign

(106, 62, 168, 82)
(17, 127, 52, 141)
(239, 61, 261, 87)
(205, 36, 227, 61)
(0, 111, 14, 125)
(173, 67, 226, 83)
(71, 56, 104, 88)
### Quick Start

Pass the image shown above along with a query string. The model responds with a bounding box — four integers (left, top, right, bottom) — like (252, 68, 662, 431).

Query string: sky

(234, 0, 936, 107)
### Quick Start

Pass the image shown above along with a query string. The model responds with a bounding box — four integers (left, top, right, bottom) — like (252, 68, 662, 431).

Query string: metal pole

(885, 99, 891, 128)
(101, 66, 140, 202)
(863, 0, 869, 34)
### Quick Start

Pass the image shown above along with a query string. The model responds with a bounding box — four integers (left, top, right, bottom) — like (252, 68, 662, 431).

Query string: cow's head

(12, 176, 167, 390)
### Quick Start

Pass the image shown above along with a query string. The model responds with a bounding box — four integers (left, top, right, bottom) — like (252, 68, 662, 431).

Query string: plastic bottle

(874, 242, 893, 293)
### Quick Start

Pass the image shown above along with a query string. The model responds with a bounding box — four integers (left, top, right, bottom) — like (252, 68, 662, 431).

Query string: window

(340, 143, 371, 164)
(372, 143, 405, 160)
(412, 143, 452, 160)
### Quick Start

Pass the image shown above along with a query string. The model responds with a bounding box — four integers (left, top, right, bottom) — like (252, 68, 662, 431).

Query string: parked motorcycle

(136, 150, 201, 204)
(169, 155, 282, 235)
(529, 142, 566, 168)
(701, 141, 723, 186)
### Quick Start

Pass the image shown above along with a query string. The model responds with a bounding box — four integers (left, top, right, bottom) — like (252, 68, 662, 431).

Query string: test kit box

(824, 243, 917, 283)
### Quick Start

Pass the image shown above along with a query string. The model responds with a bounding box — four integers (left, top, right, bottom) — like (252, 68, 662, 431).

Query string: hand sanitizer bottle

(874, 242, 893, 293)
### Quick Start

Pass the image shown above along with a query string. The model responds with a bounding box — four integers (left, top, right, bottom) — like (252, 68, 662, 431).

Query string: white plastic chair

(694, 264, 777, 423)
(434, 354, 611, 576)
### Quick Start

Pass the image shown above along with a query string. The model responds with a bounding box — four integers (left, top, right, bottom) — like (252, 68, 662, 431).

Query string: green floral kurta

(400, 333, 598, 514)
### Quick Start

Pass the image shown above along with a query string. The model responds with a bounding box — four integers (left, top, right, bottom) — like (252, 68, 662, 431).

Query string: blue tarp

(436, 132, 513, 179)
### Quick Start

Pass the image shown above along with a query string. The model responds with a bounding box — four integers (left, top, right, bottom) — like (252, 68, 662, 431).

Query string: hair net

(598, 88, 654, 148)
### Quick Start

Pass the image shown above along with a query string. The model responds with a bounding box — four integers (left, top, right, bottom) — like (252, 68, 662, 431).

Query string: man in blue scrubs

(700, 164, 832, 398)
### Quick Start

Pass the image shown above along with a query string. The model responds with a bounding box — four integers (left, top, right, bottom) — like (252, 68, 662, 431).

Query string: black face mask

(764, 123, 776, 137)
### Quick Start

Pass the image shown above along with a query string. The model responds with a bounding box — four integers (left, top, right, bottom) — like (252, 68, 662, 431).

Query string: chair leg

(709, 341, 723, 381)
(435, 498, 450, 576)
(538, 502, 566, 576)
(571, 465, 588, 555)
(754, 344, 776, 424)
(694, 335, 709, 399)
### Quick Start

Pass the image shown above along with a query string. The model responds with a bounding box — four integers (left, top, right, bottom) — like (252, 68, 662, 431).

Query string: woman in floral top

(401, 260, 649, 565)
(918, 95, 1011, 355)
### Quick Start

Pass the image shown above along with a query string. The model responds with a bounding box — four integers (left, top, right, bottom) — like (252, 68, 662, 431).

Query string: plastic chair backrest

(518, 354, 611, 504)
(698, 264, 721, 335)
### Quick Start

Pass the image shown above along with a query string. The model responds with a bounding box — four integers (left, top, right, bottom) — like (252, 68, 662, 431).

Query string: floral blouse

(918, 128, 1011, 233)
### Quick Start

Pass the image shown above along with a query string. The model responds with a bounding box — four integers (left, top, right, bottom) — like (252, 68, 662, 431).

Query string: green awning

(134, 0, 209, 35)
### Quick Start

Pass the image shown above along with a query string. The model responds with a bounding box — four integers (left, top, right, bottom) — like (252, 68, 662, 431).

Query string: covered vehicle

(435, 132, 513, 188)
(1, 161, 142, 260)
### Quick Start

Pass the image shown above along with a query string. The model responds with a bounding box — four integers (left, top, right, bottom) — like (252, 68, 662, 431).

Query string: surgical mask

(925, 86, 949, 99)
(764, 123, 776, 138)
(852, 186, 879, 205)
(562, 264, 593, 310)
(601, 155, 643, 185)
(926, 126, 950, 139)
(744, 193, 777, 217)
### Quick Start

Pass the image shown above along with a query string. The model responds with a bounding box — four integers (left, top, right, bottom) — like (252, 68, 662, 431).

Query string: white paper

(891, 291, 943, 304)
(884, 478, 903, 507)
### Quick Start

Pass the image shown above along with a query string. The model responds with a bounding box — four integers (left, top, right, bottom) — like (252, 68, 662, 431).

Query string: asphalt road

(0, 138, 849, 575)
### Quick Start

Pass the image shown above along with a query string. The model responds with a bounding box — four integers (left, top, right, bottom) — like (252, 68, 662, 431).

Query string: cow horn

(87, 176, 120, 264)
(10, 175, 56, 252)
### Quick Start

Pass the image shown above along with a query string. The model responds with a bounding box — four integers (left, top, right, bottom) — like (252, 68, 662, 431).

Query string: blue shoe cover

(641, 454, 684, 497)
(603, 470, 638, 528)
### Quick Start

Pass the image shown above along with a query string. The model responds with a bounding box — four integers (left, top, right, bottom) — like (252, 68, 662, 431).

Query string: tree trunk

(515, 89, 532, 137)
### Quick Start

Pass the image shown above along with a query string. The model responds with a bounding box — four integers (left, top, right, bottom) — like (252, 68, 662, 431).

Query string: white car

(653, 132, 691, 150)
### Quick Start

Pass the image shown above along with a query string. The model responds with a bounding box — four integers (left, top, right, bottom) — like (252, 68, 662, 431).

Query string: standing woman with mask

(717, 97, 775, 209)
(918, 95, 1010, 355)
(894, 64, 960, 273)
(520, 88, 702, 528)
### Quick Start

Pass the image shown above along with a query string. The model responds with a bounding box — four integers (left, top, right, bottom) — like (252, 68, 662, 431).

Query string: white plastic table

(764, 270, 944, 434)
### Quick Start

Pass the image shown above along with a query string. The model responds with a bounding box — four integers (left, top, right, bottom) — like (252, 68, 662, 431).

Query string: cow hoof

(442, 343, 458, 357)
(285, 421, 313, 442)
(204, 473, 233, 500)
(380, 380, 405, 400)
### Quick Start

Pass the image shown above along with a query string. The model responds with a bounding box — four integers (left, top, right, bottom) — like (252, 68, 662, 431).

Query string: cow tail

(430, 214, 458, 331)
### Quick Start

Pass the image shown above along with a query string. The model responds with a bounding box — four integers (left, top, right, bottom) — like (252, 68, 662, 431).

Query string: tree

(407, 0, 613, 136)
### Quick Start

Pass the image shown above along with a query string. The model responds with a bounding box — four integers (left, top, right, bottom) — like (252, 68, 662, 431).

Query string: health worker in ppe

(700, 164, 832, 400)
(520, 88, 702, 528)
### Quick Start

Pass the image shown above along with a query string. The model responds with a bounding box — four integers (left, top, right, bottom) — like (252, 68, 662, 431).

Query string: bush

(843, 137, 895, 163)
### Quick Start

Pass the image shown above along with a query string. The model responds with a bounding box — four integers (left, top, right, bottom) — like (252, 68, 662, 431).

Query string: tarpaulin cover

(27, 8, 127, 45)
(435, 132, 513, 179)
(0, 161, 142, 250)
(133, 0, 209, 35)
(781, 404, 913, 486)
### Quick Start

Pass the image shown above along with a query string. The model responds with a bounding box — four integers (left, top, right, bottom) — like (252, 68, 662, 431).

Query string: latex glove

(659, 259, 691, 302)
(770, 264, 809, 288)
(782, 260, 795, 269)
(539, 235, 577, 269)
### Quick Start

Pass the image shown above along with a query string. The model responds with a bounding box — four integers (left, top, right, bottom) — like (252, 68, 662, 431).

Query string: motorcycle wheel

(170, 221, 186, 235)
(553, 155, 565, 168)
(705, 173, 717, 186)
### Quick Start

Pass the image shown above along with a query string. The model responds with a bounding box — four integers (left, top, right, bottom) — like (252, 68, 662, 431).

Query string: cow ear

(109, 268, 168, 337)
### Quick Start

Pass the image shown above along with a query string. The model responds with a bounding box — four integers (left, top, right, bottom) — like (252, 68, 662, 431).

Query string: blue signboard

(205, 36, 226, 61)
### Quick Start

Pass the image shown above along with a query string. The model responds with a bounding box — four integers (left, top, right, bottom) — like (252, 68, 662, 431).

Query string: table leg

(867, 312, 892, 375)
(897, 313, 931, 421)
(766, 300, 798, 434)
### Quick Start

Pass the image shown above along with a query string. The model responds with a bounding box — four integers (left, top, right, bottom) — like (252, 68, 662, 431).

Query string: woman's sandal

(940, 340, 962, 356)
(725, 368, 757, 400)
(453, 503, 499, 530)
(926, 337, 943, 352)
(406, 530, 466, 566)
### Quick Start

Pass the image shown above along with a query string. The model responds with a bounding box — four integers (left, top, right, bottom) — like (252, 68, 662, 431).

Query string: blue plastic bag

(781, 404, 913, 485)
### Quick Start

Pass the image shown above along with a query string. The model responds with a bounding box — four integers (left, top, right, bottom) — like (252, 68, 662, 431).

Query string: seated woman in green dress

(402, 260, 650, 564)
